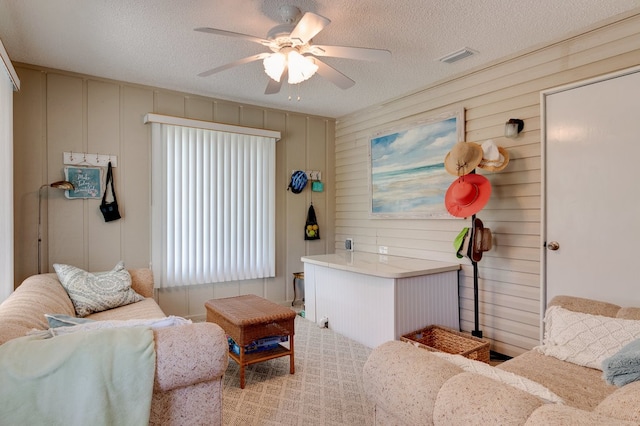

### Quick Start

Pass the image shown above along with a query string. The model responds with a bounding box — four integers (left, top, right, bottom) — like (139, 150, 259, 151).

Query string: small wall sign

(64, 166, 102, 199)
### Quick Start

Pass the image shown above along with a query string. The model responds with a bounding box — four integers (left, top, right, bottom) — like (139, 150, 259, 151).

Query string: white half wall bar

(302, 252, 460, 348)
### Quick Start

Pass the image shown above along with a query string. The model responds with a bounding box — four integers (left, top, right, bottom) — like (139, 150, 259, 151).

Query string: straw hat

(445, 174, 491, 218)
(478, 139, 509, 172)
(444, 142, 483, 176)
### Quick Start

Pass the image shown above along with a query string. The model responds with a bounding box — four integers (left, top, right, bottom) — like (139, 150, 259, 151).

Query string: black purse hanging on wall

(100, 161, 121, 222)
(304, 203, 320, 240)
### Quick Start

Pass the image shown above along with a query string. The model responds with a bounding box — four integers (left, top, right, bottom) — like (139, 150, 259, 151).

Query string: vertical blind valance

(148, 118, 278, 288)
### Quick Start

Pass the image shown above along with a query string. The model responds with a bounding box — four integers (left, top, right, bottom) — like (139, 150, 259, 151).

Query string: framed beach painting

(369, 109, 464, 218)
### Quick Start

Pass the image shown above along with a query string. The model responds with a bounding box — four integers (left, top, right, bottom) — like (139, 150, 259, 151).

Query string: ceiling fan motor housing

(279, 5, 301, 24)
(267, 24, 298, 50)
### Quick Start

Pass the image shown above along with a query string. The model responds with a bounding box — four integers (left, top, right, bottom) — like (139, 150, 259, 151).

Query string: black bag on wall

(100, 162, 121, 222)
(305, 204, 319, 240)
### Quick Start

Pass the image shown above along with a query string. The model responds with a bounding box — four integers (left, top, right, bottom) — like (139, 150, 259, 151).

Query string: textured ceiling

(1, 1, 638, 118)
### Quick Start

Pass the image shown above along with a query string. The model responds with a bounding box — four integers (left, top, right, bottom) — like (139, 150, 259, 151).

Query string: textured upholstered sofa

(363, 295, 640, 425)
(0, 269, 229, 425)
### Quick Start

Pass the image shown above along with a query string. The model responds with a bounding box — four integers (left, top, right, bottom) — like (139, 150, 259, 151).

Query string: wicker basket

(401, 325, 490, 363)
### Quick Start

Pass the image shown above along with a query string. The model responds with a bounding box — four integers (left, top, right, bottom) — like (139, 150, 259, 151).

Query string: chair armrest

(595, 380, 640, 422)
(527, 404, 638, 425)
(153, 322, 228, 392)
(129, 268, 155, 298)
(435, 372, 544, 424)
(363, 341, 462, 424)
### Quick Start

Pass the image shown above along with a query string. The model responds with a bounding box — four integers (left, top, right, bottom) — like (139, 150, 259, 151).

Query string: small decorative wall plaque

(64, 166, 102, 199)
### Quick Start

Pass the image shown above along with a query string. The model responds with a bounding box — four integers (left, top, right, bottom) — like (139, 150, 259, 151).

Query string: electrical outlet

(378, 245, 388, 254)
(319, 317, 329, 328)
(345, 238, 353, 251)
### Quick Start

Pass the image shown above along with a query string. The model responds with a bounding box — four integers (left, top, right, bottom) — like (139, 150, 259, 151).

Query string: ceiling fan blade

(289, 12, 331, 44)
(198, 52, 271, 77)
(265, 68, 287, 94)
(312, 58, 355, 90)
(264, 78, 282, 95)
(311, 45, 391, 62)
(194, 27, 272, 47)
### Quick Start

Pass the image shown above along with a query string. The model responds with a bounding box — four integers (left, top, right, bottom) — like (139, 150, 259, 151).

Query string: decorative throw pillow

(535, 306, 640, 370)
(53, 261, 144, 317)
(428, 350, 564, 404)
(45, 314, 95, 328)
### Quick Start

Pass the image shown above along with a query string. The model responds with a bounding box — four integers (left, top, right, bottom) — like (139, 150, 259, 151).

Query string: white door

(543, 66, 640, 312)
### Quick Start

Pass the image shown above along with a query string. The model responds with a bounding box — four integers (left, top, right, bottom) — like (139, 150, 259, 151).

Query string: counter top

(301, 252, 460, 279)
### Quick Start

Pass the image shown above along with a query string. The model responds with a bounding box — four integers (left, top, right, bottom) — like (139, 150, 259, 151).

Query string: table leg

(239, 347, 246, 389)
(292, 274, 297, 306)
(289, 333, 295, 375)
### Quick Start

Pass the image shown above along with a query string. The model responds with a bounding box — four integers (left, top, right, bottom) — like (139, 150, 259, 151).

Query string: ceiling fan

(195, 5, 391, 95)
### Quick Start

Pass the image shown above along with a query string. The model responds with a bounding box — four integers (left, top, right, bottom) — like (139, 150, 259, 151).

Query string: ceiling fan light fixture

(263, 52, 287, 82)
(197, 7, 388, 94)
(286, 51, 318, 84)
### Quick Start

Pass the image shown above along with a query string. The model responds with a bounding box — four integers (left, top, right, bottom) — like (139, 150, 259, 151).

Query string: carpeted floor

(222, 314, 374, 425)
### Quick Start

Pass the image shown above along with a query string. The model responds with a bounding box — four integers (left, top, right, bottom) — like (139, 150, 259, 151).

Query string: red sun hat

(445, 174, 492, 218)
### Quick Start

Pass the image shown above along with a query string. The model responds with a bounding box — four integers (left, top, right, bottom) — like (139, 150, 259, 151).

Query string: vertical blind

(149, 118, 277, 288)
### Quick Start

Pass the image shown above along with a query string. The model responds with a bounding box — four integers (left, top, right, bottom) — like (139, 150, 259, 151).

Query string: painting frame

(368, 108, 465, 219)
(64, 166, 103, 199)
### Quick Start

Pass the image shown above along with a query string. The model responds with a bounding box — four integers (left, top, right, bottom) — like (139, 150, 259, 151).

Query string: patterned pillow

(535, 306, 640, 370)
(53, 261, 144, 317)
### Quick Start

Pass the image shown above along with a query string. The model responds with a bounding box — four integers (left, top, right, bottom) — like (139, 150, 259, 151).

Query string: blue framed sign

(64, 166, 102, 199)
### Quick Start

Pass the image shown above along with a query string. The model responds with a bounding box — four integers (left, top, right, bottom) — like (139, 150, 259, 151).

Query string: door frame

(539, 65, 640, 340)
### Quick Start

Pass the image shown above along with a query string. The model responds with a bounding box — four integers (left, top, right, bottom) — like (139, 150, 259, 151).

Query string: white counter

(301, 252, 460, 279)
(302, 252, 460, 348)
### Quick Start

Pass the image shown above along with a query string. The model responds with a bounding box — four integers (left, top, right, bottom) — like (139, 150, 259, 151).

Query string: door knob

(547, 241, 560, 251)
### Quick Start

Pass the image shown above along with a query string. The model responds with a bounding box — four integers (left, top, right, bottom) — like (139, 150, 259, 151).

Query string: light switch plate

(345, 238, 353, 251)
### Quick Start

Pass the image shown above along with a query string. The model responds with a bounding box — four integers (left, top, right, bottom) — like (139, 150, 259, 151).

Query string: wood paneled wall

(334, 12, 640, 356)
(13, 66, 335, 320)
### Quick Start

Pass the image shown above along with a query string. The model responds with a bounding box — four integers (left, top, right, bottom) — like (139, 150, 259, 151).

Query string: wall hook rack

(63, 151, 118, 167)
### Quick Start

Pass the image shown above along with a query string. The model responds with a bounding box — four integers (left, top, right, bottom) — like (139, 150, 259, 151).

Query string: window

(146, 114, 279, 288)
(0, 38, 19, 302)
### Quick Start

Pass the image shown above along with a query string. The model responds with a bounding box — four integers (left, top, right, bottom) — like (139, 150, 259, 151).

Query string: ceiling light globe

(287, 52, 318, 84)
(263, 53, 286, 82)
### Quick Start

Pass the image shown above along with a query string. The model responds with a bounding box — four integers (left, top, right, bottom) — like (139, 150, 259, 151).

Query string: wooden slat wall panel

(46, 74, 85, 270)
(13, 65, 336, 320)
(86, 80, 121, 271)
(121, 86, 154, 270)
(12, 68, 46, 285)
(334, 12, 640, 357)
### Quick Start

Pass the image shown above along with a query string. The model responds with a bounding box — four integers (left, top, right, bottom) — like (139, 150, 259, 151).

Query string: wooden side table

(292, 271, 304, 306)
(205, 294, 296, 388)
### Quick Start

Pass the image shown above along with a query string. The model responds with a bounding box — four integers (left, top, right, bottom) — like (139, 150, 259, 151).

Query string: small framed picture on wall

(64, 166, 102, 199)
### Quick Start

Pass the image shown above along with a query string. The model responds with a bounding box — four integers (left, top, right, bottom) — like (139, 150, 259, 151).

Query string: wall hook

(63, 152, 118, 167)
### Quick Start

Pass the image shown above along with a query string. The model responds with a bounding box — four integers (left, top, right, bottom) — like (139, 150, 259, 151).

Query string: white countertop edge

(301, 253, 460, 279)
